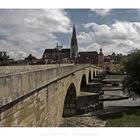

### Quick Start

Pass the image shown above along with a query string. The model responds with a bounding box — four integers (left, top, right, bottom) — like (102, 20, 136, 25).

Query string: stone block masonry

(0, 64, 100, 126)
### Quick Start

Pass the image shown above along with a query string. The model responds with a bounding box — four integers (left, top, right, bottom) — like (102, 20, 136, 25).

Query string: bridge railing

(0, 64, 100, 107)
(0, 64, 74, 76)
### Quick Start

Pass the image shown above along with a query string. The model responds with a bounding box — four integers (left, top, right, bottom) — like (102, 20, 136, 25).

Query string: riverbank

(94, 106, 140, 127)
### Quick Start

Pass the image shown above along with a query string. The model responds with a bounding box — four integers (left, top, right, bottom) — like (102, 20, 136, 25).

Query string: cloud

(78, 43, 101, 52)
(77, 32, 95, 44)
(8, 51, 28, 60)
(91, 9, 112, 16)
(78, 21, 140, 55)
(24, 9, 71, 33)
(0, 9, 72, 59)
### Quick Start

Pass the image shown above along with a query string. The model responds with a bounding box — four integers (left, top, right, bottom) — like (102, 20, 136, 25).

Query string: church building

(70, 25, 78, 59)
(42, 25, 78, 64)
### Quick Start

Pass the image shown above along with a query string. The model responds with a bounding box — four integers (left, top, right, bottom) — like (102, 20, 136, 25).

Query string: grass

(98, 107, 140, 127)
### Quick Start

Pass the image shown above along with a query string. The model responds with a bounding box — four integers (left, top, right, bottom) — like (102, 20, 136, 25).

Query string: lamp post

(56, 43, 62, 68)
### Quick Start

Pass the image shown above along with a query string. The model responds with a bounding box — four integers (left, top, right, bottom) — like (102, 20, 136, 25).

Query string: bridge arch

(63, 83, 77, 117)
(80, 74, 87, 91)
(93, 70, 95, 78)
(88, 71, 91, 82)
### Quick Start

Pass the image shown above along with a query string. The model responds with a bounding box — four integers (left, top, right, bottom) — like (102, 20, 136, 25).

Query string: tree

(25, 54, 36, 65)
(0, 51, 9, 66)
(122, 49, 140, 96)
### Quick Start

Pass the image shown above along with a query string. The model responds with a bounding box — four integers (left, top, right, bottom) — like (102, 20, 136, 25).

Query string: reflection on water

(104, 97, 140, 107)
(60, 74, 140, 127)
(103, 90, 140, 107)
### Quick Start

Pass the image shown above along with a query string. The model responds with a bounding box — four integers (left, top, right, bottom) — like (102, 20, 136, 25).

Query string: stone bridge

(0, 64, 102, 127)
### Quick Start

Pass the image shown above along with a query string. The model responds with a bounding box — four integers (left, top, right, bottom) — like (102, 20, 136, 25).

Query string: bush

(122, 49, 140, 96)
(0, 51, 9, 66)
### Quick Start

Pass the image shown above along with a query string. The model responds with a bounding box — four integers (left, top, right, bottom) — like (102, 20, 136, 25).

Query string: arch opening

(88, 71, 91, 82)
(63, 83, 77, 117)
(93, 70, 95, 78)
(80, 74, 87, 91)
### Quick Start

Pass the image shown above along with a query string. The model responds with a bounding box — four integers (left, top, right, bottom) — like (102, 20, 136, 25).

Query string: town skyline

(1, 9, 140, 59)
(1, 0, 140, 130)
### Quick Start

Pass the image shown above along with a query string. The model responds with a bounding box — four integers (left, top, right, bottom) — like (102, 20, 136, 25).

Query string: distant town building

(104, 56, 111, 71)
(42, 48, 57, 64)
(104, 52, 123, 72)
(109, 63, 121, 73)
(78, 51, 98, 65)
(25, 54, 41, 65)
(25, 54, 36, 61)
(70, 25, 78, 60)
(42, 47, 71, 64)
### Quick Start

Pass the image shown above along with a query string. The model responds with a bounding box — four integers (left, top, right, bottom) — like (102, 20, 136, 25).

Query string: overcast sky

(0, 9, 140, 59)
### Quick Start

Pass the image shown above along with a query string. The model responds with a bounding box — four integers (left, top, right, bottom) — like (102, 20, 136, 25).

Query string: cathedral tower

(98, 48, 104, 68)
(70, 25, 78, 59)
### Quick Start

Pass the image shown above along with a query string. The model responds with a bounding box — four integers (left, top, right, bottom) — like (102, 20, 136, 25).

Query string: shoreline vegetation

(98, 106, 140, 127)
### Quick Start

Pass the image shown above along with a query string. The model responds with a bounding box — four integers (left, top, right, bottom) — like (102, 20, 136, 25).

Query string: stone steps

(102, 87, 123, 91)
(99, 94, 129, 101)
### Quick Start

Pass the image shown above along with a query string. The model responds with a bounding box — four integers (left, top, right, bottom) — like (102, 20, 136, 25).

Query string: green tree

(0, 51, 9, 66)
(122, 49, 140, 96)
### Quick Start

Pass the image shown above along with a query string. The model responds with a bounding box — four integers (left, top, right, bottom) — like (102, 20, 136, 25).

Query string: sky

(1, 9, 140, 59)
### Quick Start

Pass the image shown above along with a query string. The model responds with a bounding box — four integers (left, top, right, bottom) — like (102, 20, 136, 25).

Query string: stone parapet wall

(0, 64, 95, 107)
(0, 64, 73, 75)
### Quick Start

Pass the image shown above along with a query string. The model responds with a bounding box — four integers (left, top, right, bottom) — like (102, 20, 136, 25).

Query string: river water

(104, 94, 140, 107)
(60, 75, 140, 127)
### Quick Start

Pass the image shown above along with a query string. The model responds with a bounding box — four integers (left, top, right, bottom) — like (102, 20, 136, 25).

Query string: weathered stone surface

(21, 73, 30, 95)
(0, 64, 73, 75)
(0, 76, 11, 105)
(11, 74, 22, 100)
(0, 64, 101, 127)
(28, 72, 37, 91)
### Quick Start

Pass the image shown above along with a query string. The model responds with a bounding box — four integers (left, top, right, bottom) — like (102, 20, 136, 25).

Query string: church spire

(72, 25, 76, 38)
(70, 25, 78, 59)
